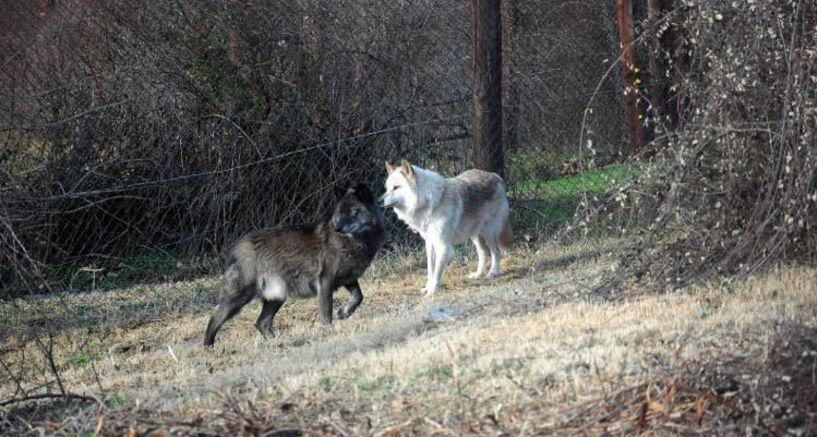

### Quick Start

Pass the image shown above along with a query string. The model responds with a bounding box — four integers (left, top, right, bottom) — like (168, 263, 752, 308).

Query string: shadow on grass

(529, 246, 608, 273)
(0, 396, 98, 435)
(0, 279, 220, 341)
(1, 251, 218, 300)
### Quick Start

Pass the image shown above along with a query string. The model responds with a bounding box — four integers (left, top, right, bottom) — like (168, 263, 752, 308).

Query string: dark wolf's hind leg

(317, 276, 336, 325)
(338, 280, 363, 320)
(203, 283, 255, 346)
(255, 299, 284, 338)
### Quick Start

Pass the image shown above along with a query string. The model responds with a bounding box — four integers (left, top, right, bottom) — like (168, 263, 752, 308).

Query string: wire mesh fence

(1, 0, 633, 296)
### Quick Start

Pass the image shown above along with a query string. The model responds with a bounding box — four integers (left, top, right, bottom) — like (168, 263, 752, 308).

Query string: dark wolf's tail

(498, 214, 512, 251)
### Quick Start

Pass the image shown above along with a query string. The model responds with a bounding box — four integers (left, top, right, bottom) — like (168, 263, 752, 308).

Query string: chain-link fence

(1, 0, 634, 296)
(502, 1, 627, 236)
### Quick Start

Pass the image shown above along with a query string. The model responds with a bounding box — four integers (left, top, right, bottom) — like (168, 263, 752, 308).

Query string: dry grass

(1, 238, 816, 435)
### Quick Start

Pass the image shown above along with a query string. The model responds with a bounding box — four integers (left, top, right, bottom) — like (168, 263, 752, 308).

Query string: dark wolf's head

(331, 183, 382, 236)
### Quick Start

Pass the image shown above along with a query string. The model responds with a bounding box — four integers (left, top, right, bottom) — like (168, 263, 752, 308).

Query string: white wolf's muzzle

(380, 193, 398, 208)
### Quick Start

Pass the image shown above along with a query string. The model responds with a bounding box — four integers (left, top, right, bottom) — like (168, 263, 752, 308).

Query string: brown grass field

(1, 238, 816, 435)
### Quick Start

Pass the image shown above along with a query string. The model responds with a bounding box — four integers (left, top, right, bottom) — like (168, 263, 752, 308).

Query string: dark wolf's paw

(337, 305, 356, 320)
(256, 326, 275, 339)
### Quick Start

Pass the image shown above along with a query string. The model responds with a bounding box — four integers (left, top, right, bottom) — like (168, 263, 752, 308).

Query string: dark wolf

(203, 183, 385, 346)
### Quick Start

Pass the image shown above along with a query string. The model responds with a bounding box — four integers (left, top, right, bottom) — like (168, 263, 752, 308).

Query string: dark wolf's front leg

(317, 276, 335, 325)
(338, 280, 363, 320)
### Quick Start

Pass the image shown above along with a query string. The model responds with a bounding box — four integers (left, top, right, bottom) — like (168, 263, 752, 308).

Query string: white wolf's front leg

(424, 239, 452, 294)
(421, 240, 436, 293)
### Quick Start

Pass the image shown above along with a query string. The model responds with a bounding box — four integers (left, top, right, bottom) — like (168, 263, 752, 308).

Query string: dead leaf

(637, 402, 648, 431)
(694, 397, 707, 425)
(648, 401, 666, 414)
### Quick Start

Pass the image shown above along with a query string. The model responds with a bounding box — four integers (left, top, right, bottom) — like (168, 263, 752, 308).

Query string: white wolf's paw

(487, 271, 501, 279)
(468, 271, 484, 279)
(421, 283, 439, 294)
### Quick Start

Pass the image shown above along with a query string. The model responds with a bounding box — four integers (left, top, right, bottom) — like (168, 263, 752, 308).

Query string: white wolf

(381, 160, 512, 294)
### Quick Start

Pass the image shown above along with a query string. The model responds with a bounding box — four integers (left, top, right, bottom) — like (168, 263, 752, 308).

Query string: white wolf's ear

(400, 159, 414, 178)
(385, 161, 394, 174)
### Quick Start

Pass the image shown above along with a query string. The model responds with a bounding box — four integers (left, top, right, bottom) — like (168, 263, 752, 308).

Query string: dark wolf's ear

(385, 161, 395, 174)
(352, 183, 374, 204)
(400, 159, 414, 177)
(334, 184, 349, 199)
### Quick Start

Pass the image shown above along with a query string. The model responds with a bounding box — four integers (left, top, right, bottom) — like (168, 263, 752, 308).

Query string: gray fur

(203, 184, 384, 346)
(449, 169, 505, 225)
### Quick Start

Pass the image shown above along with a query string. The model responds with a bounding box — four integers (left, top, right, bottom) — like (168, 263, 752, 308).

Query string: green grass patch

(104, 393, 128, 409)
(408, 364, 454, 385)
(65, 333, 107, 369)
(354, 376, 396, 397)
(507, 149, 563, 183)
(66, 351, 99, 369)
(509, 163, 639, 199)
(74, 305, 92, 317)
(509, 163, 642, 232)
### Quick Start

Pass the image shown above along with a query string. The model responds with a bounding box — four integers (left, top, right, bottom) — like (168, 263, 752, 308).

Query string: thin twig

(0, 393, 96, 408)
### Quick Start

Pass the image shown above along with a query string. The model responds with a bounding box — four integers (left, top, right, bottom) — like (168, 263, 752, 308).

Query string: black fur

(203, 185, 385, 346)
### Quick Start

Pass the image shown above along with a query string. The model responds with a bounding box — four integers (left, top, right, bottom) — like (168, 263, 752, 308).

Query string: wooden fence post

(471, 0, 504, 177)
(615, 0, 644, 156)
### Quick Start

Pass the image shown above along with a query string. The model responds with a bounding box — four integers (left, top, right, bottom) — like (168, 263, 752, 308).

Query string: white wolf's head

(381, 159, 418, 211)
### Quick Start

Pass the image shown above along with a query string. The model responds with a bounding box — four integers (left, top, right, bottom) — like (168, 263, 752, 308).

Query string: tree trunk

(470, 0, 504, 177)
(615, 0, 644, 156)
(647, 0, 667, 131)
(669, 0, 688, 129)
(501, 0, 518, 156)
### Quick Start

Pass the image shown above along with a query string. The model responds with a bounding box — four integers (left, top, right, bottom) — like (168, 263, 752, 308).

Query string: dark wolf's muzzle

(333, 217, 368, 235)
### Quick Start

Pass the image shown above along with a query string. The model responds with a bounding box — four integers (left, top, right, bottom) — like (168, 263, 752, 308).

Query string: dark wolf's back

(227, 224, 328, 299)
(225, 199, 384, 300)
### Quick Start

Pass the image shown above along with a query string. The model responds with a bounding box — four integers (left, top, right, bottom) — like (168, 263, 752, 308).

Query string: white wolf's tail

(494, 175, 512, 251)
(498, 213, 512, 250)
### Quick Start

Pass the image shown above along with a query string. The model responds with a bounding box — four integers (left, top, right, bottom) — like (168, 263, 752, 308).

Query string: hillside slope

(2, 239, 816, 434)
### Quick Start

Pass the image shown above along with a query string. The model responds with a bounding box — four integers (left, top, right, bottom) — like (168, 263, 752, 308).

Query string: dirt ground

(2, 238, 816, 435)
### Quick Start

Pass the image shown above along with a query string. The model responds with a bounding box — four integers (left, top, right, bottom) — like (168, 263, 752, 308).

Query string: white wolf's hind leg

(468, 236, 488, 279)
(484, 236, 502, 278)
